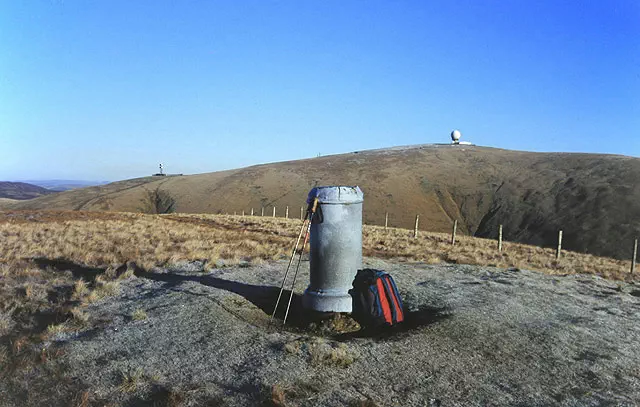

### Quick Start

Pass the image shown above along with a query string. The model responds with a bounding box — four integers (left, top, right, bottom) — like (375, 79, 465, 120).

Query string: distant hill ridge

(23, 180, 109, 191)
(0, 182, 58, 200)
(1, 145, 639, 260)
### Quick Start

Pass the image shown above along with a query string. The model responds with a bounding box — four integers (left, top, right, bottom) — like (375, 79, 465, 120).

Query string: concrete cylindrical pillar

(302, 186, 363, 313)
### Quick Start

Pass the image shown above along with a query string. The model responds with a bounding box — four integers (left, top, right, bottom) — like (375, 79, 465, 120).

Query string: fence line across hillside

(229, 207, 638, 274)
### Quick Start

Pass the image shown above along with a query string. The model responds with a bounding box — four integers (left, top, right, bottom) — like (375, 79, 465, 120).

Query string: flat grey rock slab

(54, 259, 640, 406)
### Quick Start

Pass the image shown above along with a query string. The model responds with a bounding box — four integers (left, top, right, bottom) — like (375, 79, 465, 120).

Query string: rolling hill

(23, 179, 109, 191)
(0, 181, 58, 200)
(1, 144, 639, 260)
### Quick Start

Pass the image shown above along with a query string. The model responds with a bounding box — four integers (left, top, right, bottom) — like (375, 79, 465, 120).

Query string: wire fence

(229, 205, 639, 275)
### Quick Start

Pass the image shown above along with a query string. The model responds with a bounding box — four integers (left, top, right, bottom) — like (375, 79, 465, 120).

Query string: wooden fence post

(556, 230, 563, 260)
(413, 215, 419, 238)
(300, 206, 304, 220)
(285, 206, 289, 219)
(261, 207, 264, 217)
(632, 238, 638, 274)
(250, 208, 254, 216)
(272, 207, 276, 217)
(451, 220, 457, 245)
(498, 225, 503, 252)
(385, 212, 389, 230)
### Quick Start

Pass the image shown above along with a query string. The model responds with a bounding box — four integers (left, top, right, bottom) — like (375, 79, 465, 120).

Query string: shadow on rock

(132, 268, 309, 329)
(33, 257, 106, 282)
(134, 267, 451, 340)
(334, 305, 452, 341)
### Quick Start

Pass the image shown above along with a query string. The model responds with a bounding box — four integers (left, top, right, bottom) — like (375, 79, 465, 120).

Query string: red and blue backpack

(349, 269, 404, 328)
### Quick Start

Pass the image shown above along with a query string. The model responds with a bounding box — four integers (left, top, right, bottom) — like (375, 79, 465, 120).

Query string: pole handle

(310, 197, 319, 213)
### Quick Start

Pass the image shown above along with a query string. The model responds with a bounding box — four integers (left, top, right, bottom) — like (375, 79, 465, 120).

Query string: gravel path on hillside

(49, 259, 640, 406)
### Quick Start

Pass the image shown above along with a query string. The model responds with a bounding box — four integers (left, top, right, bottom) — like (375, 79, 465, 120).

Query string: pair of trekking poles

(270, 197, 319, 326)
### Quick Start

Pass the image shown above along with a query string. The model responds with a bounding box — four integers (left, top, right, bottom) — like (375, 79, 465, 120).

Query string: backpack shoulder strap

(381, 275, 404, 323)
(375, 276, 393, 324)
(379, 276, 399, 323)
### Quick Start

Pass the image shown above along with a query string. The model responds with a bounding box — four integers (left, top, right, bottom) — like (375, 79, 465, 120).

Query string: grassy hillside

(3, 145, 639, 260)
(24, 180, 109, 191)
(0, 210, 632, 281)
(0, 198, 18, 206)
(0, 181, 57, 200)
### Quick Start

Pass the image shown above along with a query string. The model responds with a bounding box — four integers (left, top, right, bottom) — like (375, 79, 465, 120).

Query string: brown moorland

(1, 210, 634, 280)
(2, 145, 639, 260)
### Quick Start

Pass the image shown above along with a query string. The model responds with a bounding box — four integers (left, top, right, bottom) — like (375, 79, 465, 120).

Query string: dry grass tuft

(309, 340, 357, 367)
(23, 283, 34, 298)
(89, 276, 120, 302)
(119, 368, 144, 393)
(284, 337, 358, 367)
(73, 391, 90, 407)
(82, 291, 99, 304)
(70, 307, 89, 324)
(46, 323, 68, 338)
(131, 308, 148, 321)
(73, 279, 89, 298)
(319, 313, 361, 334)
(263, 380, 324, 406)
(268, 384, 287, 407)
(284, 340, 302, 355)
(21, 282, 47, 302)
(0, 345, 9, 366)
(12, 336, 29, 353)
(118, 266, 136, 280)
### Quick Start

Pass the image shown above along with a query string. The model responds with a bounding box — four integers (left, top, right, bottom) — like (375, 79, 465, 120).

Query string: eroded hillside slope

(3, 145, 639, 259)
(0, 181, 57, 200)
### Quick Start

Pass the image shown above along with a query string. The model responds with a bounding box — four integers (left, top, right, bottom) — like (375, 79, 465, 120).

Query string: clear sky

(1, 1, 638, 181)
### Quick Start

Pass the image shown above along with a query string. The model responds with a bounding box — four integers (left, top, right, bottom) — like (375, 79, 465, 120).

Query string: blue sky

(1, 1, 638, 181)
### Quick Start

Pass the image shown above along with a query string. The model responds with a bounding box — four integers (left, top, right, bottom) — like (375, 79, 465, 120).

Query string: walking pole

(283, 198, 318, 325)
(270, 208, 311, 323)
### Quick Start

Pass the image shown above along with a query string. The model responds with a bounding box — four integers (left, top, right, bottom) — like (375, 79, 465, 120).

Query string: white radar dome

(451, 129, 462, 143)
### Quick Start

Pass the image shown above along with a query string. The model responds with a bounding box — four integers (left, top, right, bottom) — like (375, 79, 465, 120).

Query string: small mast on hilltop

(153, 163, 166, 177)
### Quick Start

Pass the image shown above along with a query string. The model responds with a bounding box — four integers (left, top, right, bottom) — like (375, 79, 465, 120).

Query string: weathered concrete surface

(50, 259, 640, 406)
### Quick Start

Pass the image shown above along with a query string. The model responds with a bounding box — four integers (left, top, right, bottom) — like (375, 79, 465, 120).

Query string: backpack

(349, 269, 404, 328)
